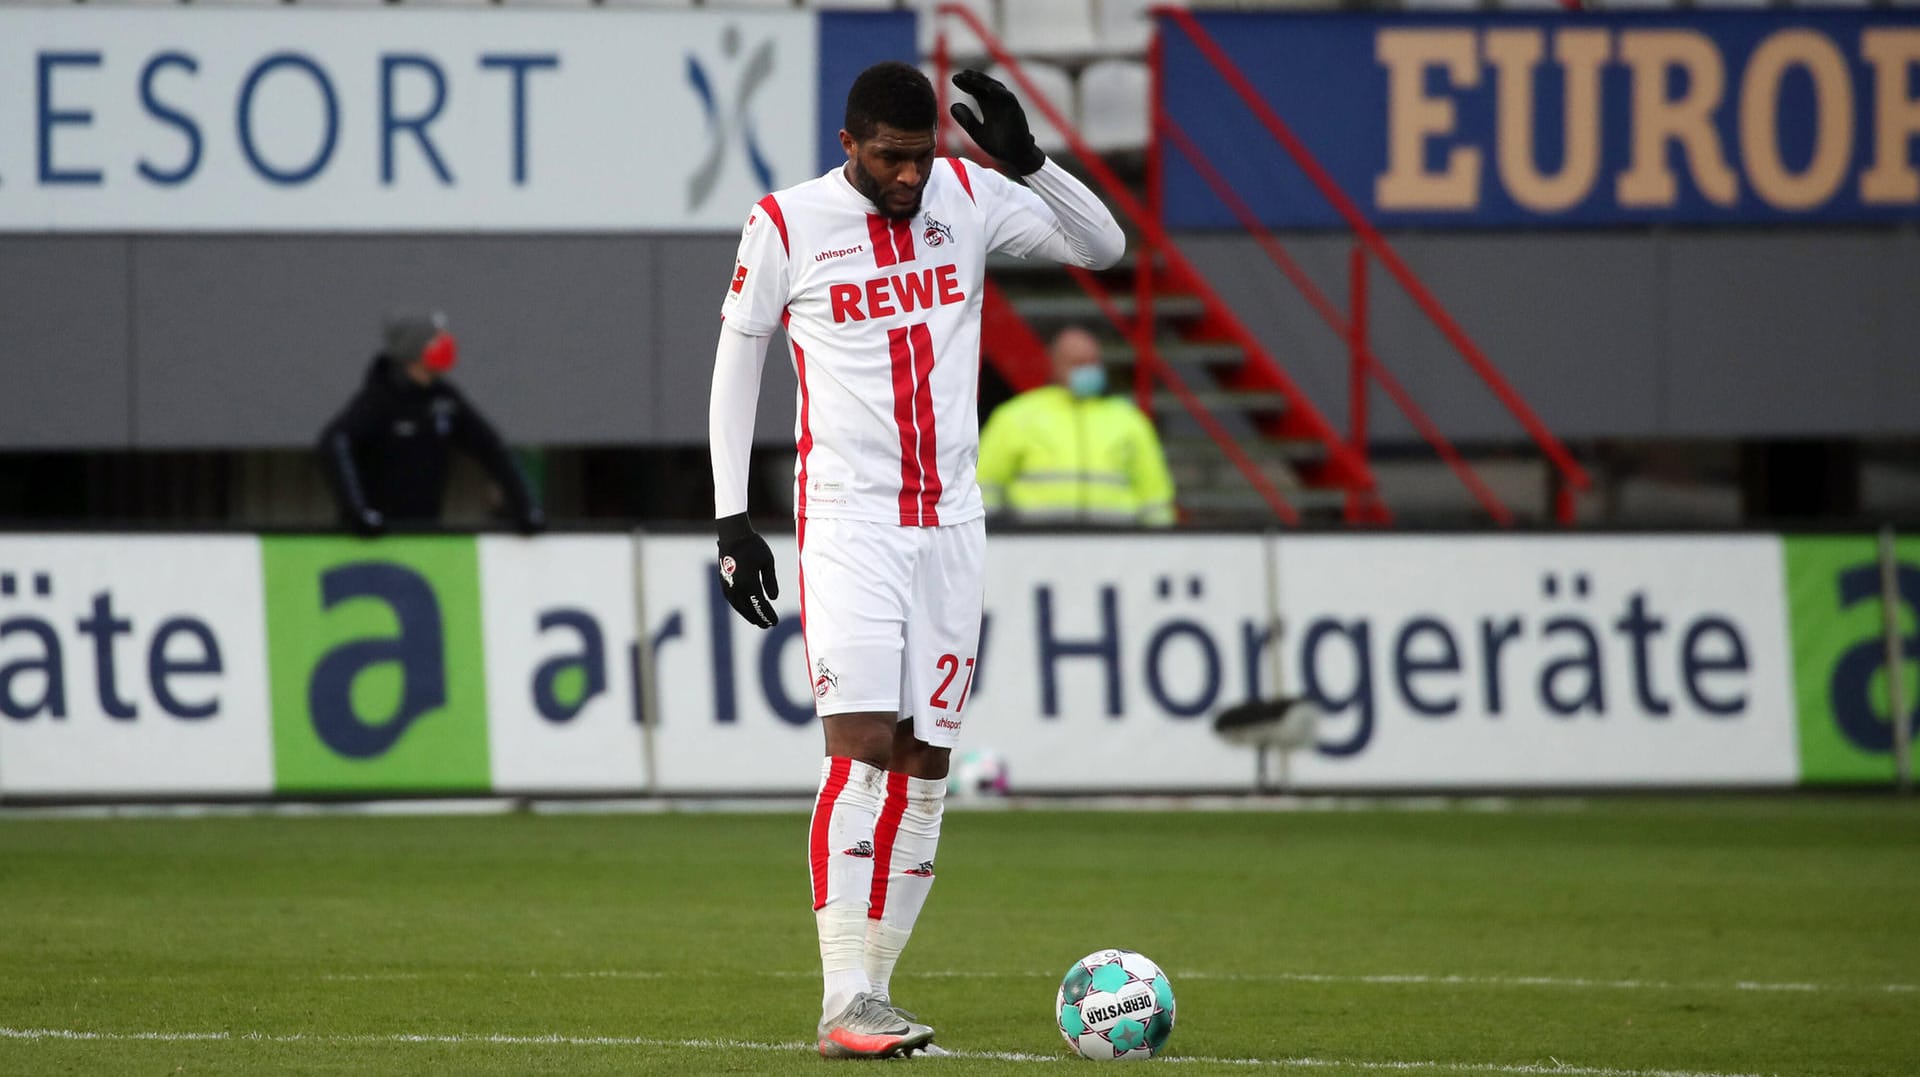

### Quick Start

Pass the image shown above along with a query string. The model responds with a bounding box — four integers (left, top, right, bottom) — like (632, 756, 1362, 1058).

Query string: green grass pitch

(1, 797, 1915, 1075)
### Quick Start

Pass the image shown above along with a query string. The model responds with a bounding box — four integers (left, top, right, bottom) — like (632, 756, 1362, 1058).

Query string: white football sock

(864, 773, 946, 1000)
(809, 756, 885, 1019)
(818, 906, 873, 1019)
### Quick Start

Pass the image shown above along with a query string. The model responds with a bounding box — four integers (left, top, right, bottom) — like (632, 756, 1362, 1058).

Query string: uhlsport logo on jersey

(1783, 535, 1920, 784)
(685, 23, 777, 211)
(262, 536, 489, 794)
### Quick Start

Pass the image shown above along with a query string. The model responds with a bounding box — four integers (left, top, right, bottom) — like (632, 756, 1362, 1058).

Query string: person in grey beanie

(318, 310, 545, 537)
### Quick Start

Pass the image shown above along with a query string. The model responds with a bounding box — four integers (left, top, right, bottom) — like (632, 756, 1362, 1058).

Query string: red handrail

(933, 3, 1377, 508)
(1347, 246, 1370, 525)
(1160, 7, 1591, 522)
(1160, 117, 1513, 525)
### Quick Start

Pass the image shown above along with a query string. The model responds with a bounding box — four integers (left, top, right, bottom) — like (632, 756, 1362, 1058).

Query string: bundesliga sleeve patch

(730, 263, 750, 295)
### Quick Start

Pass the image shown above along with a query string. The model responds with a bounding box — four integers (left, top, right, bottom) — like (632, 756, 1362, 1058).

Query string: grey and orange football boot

(816, 992, 936, 1058)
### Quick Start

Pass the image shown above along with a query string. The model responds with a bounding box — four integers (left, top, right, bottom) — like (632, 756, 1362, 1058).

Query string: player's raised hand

(716, 512, 780, 629)
(950, 69, 1046, 176)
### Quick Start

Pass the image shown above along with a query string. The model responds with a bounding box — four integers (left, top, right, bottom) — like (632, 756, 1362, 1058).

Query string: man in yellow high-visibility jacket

(977, 326, 1176, 526)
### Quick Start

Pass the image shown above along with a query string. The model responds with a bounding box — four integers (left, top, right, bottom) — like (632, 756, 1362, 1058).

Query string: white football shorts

(797, 515, 985, 748)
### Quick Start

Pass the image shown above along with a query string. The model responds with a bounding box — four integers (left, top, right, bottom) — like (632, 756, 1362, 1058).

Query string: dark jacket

(319, 354, 538, 524)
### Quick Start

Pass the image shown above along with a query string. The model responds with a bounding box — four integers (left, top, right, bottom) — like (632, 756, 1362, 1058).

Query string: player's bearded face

(844, 124, 937, 220)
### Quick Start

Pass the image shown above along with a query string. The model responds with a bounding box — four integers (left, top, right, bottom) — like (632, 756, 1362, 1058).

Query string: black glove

(716, 512, 779, 629)
(950, 69, 1046, 176)
(352, 507, 386, 538)
(517, 506, 547, 537)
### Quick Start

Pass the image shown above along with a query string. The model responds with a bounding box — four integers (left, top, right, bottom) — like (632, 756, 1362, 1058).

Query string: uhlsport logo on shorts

(263, 536, 489, 794)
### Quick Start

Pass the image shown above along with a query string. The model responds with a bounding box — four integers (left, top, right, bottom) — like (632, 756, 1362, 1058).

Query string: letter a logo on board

(262, 536, 490, 794)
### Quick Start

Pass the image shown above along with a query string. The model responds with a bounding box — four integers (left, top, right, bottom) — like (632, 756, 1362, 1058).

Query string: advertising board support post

(1262, 531, 1285, 792)
(1211, 531, 1320, 793)
(632, 529, 660, 795)
(1879, 525, 1912, 792)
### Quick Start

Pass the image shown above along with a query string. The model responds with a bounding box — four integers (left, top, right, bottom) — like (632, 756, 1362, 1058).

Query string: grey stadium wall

(2, 230, 1918, 450)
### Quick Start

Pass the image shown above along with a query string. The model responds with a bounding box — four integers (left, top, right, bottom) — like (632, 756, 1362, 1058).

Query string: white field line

(1170, 971, 1918, 995)
(319, 970, 671, 983)
(0, 795, 1546, 820)
(62, 967, 1914, 996)
(0, 1025, 1775, 1077)
(803, 968, 1917, 995)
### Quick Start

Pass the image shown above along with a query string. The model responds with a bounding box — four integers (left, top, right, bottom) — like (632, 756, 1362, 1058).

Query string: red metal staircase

(933, 4, 1593, 526)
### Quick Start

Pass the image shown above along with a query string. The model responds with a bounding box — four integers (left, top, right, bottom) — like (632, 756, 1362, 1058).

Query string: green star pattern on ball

(1054, 949, 1175, 1060)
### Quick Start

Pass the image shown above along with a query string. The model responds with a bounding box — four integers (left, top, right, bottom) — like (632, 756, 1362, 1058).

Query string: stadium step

(1161, 435, 1328, 467)
(1176, 485, 1351, 514)
(1146, 388, 1291, 416)
(1099, 340, 1245, 372)
(988, 251, 1140, 277)
(1001, 292, 1208, 327)
(1160, 434, 1349, 524)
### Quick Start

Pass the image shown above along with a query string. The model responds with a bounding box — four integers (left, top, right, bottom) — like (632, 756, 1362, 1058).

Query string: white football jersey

(722, 158, 1076, 527)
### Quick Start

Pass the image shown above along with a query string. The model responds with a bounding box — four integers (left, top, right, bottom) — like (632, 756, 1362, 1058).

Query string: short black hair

(844, 61, 937, 143)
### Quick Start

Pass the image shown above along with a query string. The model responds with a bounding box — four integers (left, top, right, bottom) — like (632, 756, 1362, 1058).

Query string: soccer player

(707, 62, 1125, 1058)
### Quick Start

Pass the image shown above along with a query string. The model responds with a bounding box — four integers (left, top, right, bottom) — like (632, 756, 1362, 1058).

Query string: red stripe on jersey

(890, 218, 915, 265)
(949, 158, 975, 203)
(909, 323, 942, 525)
(867, 771, 911, 920)
(888, 327, 921, 525)
(756, 194, 789, 255)
(867, 214, 897, 269)
(798, 513, 811, 709)
(888, 325, 942, 528)
(809, 756, 852, 911)
(867, 215, 917, 268)
(788, 310, 812, 519)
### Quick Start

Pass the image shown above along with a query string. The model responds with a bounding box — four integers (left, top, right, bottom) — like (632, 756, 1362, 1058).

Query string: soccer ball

(947, 748, 1009, 798)
(1055, 948, 1175, 1060)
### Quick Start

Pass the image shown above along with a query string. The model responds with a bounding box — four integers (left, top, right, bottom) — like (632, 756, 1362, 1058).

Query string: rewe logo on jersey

(828, 265, 966, 323)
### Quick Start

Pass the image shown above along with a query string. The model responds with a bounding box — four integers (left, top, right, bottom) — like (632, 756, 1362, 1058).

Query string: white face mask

(1067, 365, 1107, 398)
